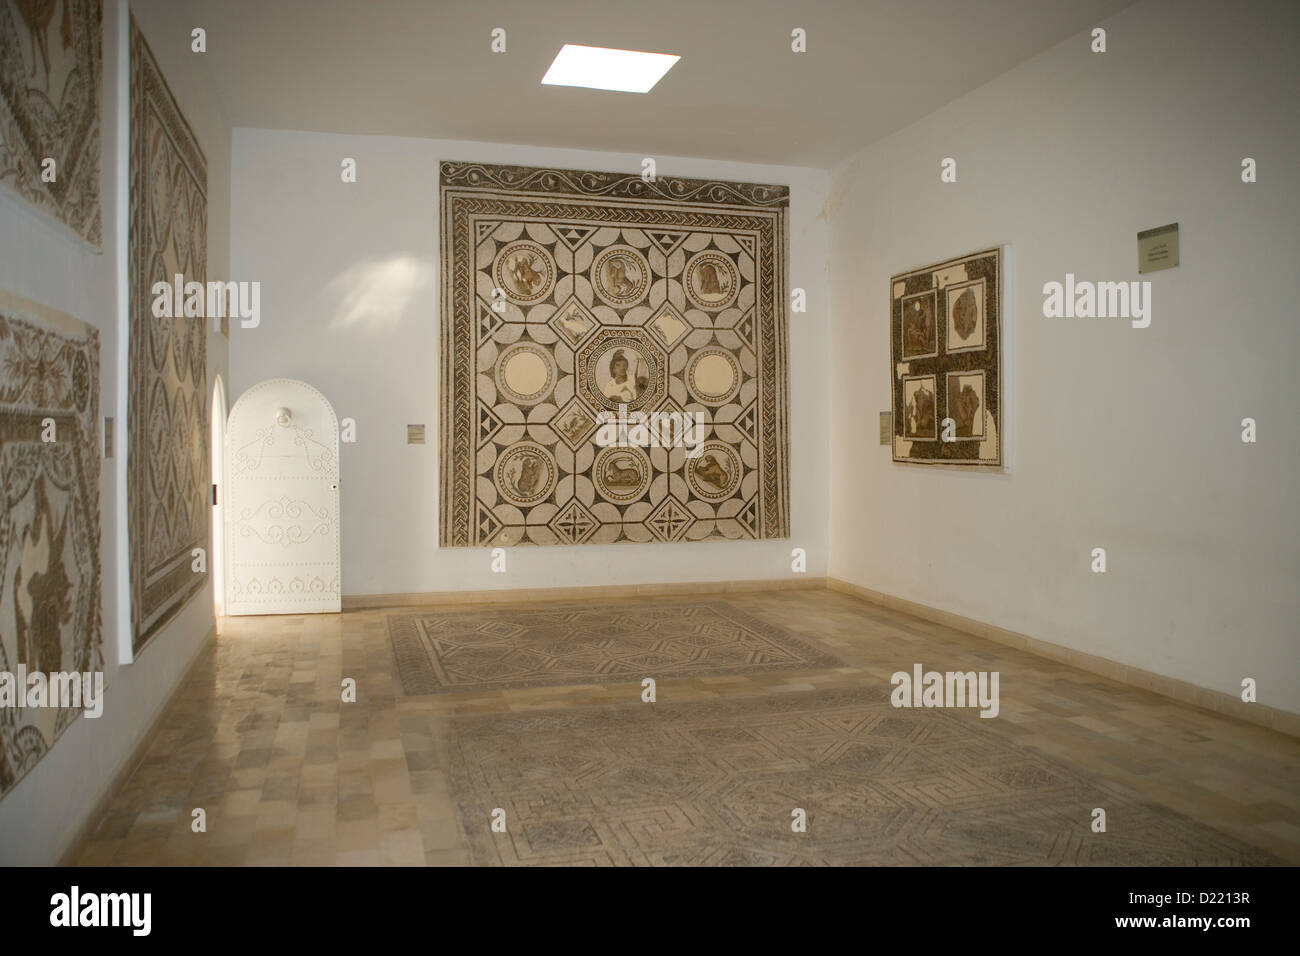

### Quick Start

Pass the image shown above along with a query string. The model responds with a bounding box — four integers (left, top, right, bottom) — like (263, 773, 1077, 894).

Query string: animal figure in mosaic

(695, 453, 731, 490)
(605, 258, 638, 298)
(697, 262, 726, 297)
(603, 455, 641, 489)
(508, 453, 543, 497)
(508, 253, 544, 295)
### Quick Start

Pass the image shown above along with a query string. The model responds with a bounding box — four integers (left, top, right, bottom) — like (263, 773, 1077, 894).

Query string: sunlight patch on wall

(327, 255, 431, 331)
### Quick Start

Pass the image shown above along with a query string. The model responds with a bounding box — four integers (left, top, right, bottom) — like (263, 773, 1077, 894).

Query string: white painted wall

(229, 132, 830, 596)
(0, 0, 231, 864)
(828, 0, 1300, 714)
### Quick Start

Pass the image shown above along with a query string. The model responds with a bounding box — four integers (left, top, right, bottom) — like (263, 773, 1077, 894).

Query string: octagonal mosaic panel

(440, 161, 790, 547)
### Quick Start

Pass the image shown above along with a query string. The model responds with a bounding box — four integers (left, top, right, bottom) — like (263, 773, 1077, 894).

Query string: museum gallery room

(0, 0, 1297, 878)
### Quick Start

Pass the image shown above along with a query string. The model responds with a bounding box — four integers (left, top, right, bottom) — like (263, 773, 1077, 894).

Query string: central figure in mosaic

(601, 349, 646, 403)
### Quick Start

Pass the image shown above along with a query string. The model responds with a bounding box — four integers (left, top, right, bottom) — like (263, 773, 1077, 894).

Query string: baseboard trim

(343, 576, 827, 611)
(827, 578, 1300, 739)
(57, 624, 219, 866)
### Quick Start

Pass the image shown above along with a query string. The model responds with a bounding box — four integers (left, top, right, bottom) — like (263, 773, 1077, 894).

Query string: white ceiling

(186, 0, 1135, 168)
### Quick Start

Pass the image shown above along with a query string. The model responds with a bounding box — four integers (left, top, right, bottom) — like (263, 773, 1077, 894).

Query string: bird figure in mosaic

(15, 0, 71, 90)
(560, 414, 589, 443)
(556, 311, 589, 341)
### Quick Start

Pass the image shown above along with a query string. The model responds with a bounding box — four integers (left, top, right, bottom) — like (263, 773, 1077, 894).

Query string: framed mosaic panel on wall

(127, 16, 208, 652)
(0, 290, 102, 797)
(440, 161, 790, 547)
(0, 0, 103, 247)
(890, 248, 1002, 466)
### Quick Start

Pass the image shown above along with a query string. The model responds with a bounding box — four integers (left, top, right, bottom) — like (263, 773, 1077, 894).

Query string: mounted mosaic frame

(0, 0, 103, 247)
(127, 16, 208, 652)
(890, 248, 1002, 466)
(439, 161, 790, 547)
(0, 290, 102, 797)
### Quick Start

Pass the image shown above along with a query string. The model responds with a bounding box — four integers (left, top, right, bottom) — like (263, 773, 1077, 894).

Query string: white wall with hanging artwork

(826, 0, 1300, 715)
(224, 378, 341, 615)
(0, 0, 233, 865)
(228, 133, 831, 598)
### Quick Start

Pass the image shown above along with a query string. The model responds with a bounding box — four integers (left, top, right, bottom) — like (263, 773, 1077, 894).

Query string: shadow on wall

(326, 254, 432, 331)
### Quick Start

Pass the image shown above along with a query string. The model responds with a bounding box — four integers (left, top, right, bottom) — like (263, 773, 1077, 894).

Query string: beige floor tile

(70, 588, 1299, 866)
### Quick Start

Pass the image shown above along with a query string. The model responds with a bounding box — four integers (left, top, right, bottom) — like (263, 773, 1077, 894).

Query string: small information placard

(407, 424, 426, 445)
(1137, 222, 1179, 274)
(879, 411, 892, 445)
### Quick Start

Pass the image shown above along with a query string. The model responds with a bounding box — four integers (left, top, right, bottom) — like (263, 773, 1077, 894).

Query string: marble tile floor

(74, 588, 1300, 866)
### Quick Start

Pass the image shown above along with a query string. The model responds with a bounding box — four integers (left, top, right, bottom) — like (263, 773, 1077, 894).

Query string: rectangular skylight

(541, 44, 680, 93)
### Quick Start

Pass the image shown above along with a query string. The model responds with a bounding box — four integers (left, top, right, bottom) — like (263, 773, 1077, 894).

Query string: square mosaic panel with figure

(890, 248, 1002, 466)
(440, 161, 790, 547)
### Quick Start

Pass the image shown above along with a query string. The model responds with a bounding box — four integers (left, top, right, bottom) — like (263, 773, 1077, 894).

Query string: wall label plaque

(1137, 222, 1179, 274)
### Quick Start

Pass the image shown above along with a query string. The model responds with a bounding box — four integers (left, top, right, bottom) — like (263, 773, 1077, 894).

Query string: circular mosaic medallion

(684, 251, 740, 311)
(494, 442, 557, 506)
(593, 445, 651, 502)
(686, 441, 742, 501)
(581, 333, 665, 413)
(494, 341, 557, 405)
(685, 347, 742, 405)
(591, 245, 650, 307)
(493, 240, 556, 304)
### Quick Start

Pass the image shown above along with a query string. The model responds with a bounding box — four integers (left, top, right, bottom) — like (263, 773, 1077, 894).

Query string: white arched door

(211, 375, 228, 619)
(225, 379, 341, 615)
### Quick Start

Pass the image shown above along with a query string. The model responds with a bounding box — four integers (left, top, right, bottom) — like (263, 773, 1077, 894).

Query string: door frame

(210, 374, 227, 619)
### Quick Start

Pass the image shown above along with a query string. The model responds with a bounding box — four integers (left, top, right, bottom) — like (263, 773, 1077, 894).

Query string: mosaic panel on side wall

(0, 0, 102, 247)
(0, 290, 102, 797)
(127, 16, 208, 652)
(890, 248, 1002, 467)
(440, 161, 790, 547)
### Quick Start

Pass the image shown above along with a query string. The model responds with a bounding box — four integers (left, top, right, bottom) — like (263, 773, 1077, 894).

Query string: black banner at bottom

(7, 865, 1287, 943)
